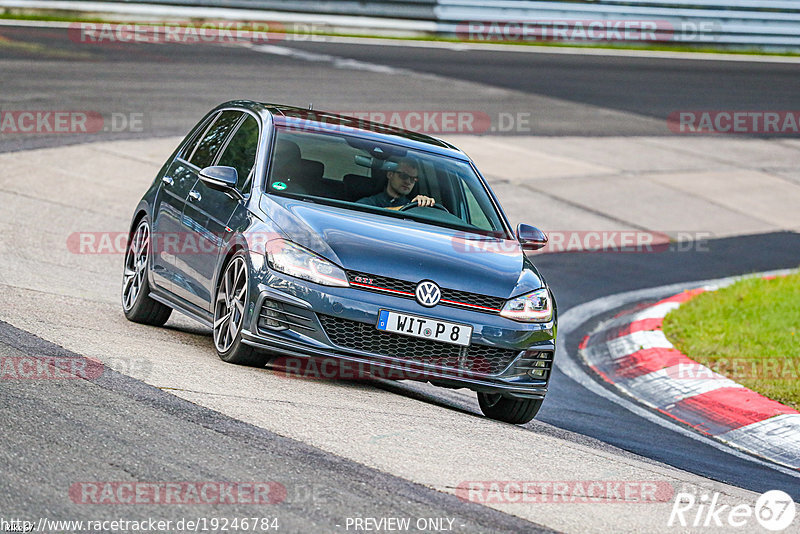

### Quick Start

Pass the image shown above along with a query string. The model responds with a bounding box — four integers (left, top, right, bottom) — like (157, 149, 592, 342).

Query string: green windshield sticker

(272, 181, 287, 191)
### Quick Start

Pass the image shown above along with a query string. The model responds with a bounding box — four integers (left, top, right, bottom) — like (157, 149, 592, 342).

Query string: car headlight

(500, 288, 552, 322)
(266, 239, 349, 287)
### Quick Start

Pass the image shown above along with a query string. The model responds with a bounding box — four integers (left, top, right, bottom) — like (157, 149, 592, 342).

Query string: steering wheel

(399, 202, 450, 213)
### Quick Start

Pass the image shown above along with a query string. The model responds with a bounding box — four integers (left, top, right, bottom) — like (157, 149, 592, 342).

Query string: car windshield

(265, 127, 508, 236)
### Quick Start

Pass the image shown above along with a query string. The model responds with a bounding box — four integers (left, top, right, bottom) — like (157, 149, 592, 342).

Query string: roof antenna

(308, 102, 313, 110)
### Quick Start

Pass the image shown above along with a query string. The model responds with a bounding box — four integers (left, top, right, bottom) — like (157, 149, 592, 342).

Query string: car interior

(269, 135, 423, 204)
(266, 129, 503, 234)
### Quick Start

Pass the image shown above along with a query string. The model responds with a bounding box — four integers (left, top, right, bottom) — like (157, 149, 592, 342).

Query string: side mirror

(199, 166, 238, 191)
(517, 223, 548, 251)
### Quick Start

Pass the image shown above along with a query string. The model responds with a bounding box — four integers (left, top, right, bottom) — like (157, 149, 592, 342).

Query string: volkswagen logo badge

(415, 280, 441, 307)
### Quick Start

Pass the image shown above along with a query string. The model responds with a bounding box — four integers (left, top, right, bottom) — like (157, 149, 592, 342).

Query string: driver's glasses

(394, 171, 418, 183)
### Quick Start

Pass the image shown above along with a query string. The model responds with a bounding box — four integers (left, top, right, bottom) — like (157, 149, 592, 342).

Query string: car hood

(262, 196, 543, 298)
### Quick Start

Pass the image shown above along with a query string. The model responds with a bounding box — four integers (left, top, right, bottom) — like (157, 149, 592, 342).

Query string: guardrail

(434, 0, 800, 48)
(89, 0, 438, 19)
(8, 0, 800, 49)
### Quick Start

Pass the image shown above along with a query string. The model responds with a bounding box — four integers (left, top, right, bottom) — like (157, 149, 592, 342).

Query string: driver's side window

(216, 115, 259, 196)
(189, 110, 242, 170)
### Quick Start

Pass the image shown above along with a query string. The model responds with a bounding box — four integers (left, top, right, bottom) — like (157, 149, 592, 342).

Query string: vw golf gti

(122, 101, 556, 424)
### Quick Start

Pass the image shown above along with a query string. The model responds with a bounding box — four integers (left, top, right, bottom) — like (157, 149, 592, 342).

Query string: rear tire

(213, 252, 269, 367)
(477, 392, 542, 424)
(122, 217, 172, 326)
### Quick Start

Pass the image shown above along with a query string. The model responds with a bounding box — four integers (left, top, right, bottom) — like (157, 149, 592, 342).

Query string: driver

(357, 157, 435, 209)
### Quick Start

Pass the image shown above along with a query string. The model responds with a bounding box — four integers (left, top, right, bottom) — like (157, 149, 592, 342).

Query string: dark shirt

(357, 191, 410, 208)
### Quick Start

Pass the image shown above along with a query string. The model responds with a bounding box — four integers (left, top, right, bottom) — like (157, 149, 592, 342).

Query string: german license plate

(376, 309, 472, 347)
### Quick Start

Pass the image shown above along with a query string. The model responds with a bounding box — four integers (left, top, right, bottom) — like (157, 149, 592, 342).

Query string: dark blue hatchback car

(122, 101, 556, 424)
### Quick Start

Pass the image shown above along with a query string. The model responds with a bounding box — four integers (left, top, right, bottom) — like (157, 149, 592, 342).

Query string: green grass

(662, 272, 800, 409)
(1, 11, 798, 57)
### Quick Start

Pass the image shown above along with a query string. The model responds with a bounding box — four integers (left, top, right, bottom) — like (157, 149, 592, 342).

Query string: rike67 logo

(669, 490, 796, 531)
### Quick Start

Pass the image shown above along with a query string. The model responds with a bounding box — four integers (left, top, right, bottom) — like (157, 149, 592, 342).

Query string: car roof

(216, 100, 471, 161)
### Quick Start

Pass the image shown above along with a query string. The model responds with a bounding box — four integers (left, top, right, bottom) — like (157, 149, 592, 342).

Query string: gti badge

(415, 280, 441, 307)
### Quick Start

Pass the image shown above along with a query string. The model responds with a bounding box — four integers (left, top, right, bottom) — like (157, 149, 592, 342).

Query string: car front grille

(318, 314, 520, 376)
(346, 271, 506, 313)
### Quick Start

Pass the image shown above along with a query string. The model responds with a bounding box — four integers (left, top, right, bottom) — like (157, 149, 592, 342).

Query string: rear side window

(216, 114, 259, 194)
(189, 110, 242, 169)
(178, 114, 215, 160)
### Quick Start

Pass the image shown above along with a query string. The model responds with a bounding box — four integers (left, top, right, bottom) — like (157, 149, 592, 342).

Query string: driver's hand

(412, 195, 435, 207)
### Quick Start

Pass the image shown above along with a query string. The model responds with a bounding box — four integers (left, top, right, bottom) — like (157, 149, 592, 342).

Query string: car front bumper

(241, 274, 556, 400)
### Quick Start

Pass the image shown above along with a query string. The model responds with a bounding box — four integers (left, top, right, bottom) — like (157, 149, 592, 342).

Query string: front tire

(213, 253, 268, 366)
(477, 392, 542, 424)
(122, 217, 172, 326)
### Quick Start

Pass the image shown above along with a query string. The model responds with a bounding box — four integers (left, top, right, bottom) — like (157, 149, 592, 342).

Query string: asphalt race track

(1, 23, 800, 533)
(3, 24, 800, 151)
